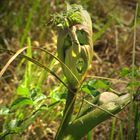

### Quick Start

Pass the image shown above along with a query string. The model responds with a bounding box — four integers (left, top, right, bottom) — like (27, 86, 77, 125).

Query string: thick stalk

(63, 94, 131, 140)
(55, 89, 77, 140)
(77, 95, 99, 118)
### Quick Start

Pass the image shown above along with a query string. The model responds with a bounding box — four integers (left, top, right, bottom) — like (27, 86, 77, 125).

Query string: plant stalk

(55, 88, 77, 140)
(63, 94, 131, 139)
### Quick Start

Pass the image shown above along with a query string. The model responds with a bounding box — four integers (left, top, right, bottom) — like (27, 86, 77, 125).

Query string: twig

(86, 75, 128, 84)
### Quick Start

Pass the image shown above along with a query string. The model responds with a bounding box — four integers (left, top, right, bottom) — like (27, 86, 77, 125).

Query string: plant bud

(57, 4, 93, 89)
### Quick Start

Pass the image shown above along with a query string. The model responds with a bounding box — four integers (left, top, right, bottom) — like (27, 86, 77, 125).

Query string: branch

(63, 93, 131, 140)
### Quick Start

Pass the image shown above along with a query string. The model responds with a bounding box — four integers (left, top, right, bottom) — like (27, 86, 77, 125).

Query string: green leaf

(9, 119, 18, 129)
(29, 88, 46, 104)
(127, 81, 140, 89)
(30, 88, 38, 99)
(82, 85, 95, 94)
(50, 89, 67, 102)
(16, 111, 24, 120)
(0, 106, 9, 115)
(11, 97, 33, 109)
(120, 67, 130, 77)
(17, 84, 30, 96)
(82, 84, 100, 97)
(88, 79, 110, 90)
(52, 4, 82, 29)
(82, 79, 110, 97)
(33, 94, 47, 104)
(5, 119, 21, 133)
(3, 119, 20, 134)
(76, 30, 87, 45)
(120, 67, 140, 78)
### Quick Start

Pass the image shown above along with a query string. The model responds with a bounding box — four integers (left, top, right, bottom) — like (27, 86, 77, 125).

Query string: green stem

(77, 95, 99, 118)
(110, 118, 116, 140)
(55, 89, 77, 140)
(64, 94, 131, 140)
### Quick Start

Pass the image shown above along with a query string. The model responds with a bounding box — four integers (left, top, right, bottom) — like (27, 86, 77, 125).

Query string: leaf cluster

(52, 4, 83, 29)
(82, 79, 110, 97)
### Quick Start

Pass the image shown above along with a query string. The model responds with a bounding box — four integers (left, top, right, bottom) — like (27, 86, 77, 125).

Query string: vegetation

(0, 0, 140, 140)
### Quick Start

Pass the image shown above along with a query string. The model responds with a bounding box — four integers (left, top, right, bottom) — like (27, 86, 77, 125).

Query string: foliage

(0, 0, 139, 140)
(52, 3, 83, 29)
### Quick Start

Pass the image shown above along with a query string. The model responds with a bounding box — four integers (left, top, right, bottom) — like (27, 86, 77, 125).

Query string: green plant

(52, 4, 131, 140)
(0, 2, 136, 140)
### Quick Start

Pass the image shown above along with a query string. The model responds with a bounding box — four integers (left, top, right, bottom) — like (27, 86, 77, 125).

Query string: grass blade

(0, 48, 69, 89)
(0, 47, 28, 78)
